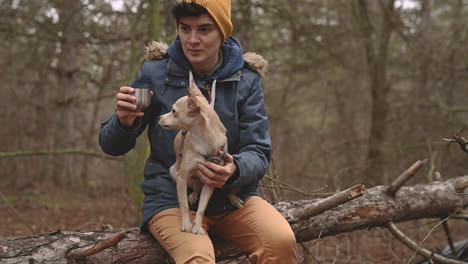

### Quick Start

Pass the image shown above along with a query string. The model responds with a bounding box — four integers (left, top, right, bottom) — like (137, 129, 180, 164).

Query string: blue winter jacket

(99, 36, 271, 232)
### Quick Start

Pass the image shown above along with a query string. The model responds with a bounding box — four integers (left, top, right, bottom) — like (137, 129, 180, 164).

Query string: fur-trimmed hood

(145, 40, 268, 77)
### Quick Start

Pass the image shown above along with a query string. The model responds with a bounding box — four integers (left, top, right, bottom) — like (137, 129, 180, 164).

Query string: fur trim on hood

(145, 40, 268, 77)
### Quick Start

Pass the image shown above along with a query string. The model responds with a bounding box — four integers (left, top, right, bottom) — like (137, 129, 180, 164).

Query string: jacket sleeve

(225, 76, 272, 188)
(98, 65, 154, 156)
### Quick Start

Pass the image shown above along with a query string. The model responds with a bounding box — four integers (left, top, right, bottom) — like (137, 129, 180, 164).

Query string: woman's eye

(172, 109, 176, 114)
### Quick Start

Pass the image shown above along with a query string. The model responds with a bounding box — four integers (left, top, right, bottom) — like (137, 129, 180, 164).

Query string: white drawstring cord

(189, 71, 194, 87)
(210, 79, 217, 108)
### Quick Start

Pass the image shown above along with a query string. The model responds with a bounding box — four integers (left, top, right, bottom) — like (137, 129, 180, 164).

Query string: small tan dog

(159, 80, 242, 235)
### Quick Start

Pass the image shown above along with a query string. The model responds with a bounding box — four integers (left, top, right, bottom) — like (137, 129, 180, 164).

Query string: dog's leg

(188, 184, 201, 206)
(176, 174, 192, 233)
(191, 185, 214, 235)
(227, 193, 244, 209)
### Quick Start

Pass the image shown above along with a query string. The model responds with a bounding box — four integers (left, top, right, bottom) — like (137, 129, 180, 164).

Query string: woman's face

(178, 14, 223, 74)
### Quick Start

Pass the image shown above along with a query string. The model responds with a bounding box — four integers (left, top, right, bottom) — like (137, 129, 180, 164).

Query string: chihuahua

(159, 80, 243, 235)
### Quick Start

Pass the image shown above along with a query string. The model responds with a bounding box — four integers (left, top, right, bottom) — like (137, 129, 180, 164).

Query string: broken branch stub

(386, 159, 427, 196)
(67, 232, 127, 260)
(291, 184, 367, 223)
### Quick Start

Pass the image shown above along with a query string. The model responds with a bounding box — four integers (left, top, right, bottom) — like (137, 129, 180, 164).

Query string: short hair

(170, 2, 209, 22)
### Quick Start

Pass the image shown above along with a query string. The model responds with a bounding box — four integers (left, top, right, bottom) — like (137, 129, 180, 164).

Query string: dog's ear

(187, 80, 202, 114)
(187, 80, 202, 98)
(187, 96, 201, 114)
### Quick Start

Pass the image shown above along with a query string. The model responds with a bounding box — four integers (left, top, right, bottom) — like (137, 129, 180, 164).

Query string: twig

(386, 159, 427, 196)
(316, 230, 323, 261)
(291, 184, 367, 223)
(441, 221, 456, 254)
(443, 128, 468, 154)
(67, 232, 127, 260)
(298, 242, 320, 263)
(451, 212, 468, 220)
(408, 213, 456, 263)
(259, 183, 333, 197)
(387, 220, 467, 264)
(263, 175, 331, 197)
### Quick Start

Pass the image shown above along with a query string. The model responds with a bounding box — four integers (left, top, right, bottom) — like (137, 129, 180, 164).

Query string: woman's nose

(188, 31, 200, 44)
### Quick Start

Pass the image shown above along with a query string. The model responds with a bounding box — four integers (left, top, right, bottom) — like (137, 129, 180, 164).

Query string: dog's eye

(172, 109, 176, 114)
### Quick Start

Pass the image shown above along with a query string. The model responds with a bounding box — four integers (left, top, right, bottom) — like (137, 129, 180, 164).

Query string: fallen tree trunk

(279, 175, 467, 242)
(1, 175, 467, 264)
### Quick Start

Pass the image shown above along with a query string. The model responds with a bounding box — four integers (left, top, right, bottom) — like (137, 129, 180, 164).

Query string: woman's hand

(115, 86, 144, 127)
(197, 153, 237, 188)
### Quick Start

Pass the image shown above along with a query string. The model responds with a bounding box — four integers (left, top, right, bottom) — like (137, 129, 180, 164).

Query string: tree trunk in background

(437, 0, 465, 174)
(232, 0, 253, 50)
(2, 175, 466, 263)
(52, 0, 82, 185)
(353, 0, 394, 186)
(79, 58, 113, 186)
(149, 0, 160, 42)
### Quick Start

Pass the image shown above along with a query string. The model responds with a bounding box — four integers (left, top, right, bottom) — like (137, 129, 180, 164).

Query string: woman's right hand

(115, 86, 144, 127)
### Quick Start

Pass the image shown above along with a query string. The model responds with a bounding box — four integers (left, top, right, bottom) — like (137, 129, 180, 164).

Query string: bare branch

(387, 222, 467, 264)
(68, 232, 127, 260)
(386, 159, 427, 196)
(443, 128, 468, 154)
(291, 184, 367, 223)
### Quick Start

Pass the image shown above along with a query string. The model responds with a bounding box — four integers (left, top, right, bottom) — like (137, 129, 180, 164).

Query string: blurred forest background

(1, 0, 468, 262)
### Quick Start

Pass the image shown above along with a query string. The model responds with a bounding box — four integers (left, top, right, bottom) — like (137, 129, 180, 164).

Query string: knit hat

(186, 0, 232, 42)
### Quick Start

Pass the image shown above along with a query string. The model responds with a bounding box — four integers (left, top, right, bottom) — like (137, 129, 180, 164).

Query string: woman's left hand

(197, 153, 237, 188)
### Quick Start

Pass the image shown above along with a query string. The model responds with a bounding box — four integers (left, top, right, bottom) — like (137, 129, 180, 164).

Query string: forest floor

(0, 186, 466, 263)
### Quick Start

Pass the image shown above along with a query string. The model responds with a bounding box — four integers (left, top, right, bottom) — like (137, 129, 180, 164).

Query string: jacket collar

(166, 58, 242, 82)
(146, 41, 268, 78)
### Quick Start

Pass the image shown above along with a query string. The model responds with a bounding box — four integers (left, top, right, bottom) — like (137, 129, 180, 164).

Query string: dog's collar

(203, 140, 228, 164)
(203, 146, 227, 165)
(180, 130, 228, 164)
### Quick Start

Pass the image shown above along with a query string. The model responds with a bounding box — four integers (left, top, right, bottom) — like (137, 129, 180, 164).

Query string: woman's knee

(174, 243, 215, 264)
(266, 227, 297, 260)
(155, 233, 216, 264)
(148, 209, 216, 264)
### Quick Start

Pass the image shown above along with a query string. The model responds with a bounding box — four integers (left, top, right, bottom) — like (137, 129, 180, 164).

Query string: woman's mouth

(188, 49, 201, 54)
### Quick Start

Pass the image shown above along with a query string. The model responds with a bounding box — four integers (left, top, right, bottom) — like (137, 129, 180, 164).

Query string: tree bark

(1, 176, 467, 264)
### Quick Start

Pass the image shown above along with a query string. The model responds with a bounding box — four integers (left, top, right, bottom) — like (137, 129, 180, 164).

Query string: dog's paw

(180, 218, 193, 233)
(191, 224, 207, 236)
(188, 192, 199, 206)
(228, 194, 244, 209)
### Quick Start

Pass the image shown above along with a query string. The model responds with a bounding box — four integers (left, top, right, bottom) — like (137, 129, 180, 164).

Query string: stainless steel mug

(134, 87, 151, 109)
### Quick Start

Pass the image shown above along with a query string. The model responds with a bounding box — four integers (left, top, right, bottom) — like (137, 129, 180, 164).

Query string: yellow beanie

(187, 0, 232, 42)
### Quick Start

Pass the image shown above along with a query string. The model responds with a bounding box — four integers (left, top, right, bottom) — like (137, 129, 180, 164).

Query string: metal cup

(134, 87, 151, 109)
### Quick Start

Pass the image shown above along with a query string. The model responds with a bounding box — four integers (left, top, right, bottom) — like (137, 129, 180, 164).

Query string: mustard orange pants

(148, 196, 297, 264)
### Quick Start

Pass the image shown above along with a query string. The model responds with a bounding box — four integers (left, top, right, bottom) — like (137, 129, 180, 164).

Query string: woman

(99, 1, 297, 263)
